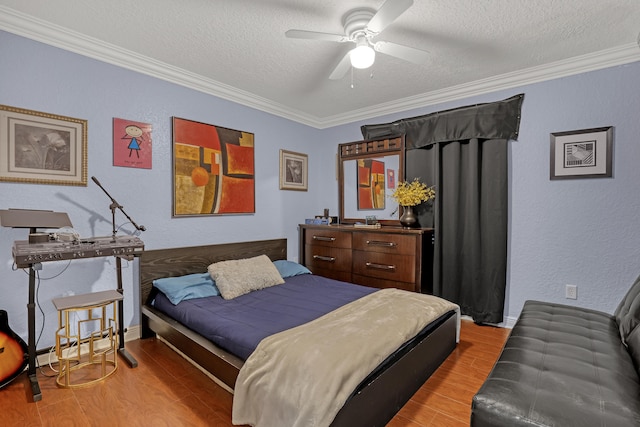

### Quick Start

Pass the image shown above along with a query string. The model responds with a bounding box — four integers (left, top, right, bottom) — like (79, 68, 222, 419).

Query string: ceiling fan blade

(366, 0, 414, 34)
(329, 51, 352, 80)
(374, 40, 429, 65)
(285, 29, 348, 43)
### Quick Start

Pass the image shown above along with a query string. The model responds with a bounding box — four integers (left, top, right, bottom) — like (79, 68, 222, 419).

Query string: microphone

(91, 175, 146, 235)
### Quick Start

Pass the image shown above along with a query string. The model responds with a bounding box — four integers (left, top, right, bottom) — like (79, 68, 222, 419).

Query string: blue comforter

(152, 274, 377, 360)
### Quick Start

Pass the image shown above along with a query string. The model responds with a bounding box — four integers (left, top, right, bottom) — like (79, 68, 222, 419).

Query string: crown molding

(0, 6, 321, 127)
(2, 6, 639, 130)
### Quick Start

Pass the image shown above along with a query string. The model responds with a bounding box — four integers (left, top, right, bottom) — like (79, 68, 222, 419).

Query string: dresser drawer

(352, 232, 415, 255)
(304, 244, 352, 273)
(352, 250, 415, 283)
(304, 229, 352, 249)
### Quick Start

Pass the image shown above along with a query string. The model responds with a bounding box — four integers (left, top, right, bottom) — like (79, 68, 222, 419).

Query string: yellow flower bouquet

(391, 178, 435, 206)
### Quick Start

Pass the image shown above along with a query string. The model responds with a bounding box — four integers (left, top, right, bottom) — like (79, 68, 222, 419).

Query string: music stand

(0, 209, 72, 402)
(0, 208, 73, 233)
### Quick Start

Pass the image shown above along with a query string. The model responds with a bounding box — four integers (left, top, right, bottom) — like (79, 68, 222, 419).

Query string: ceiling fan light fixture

(350, 38, 375, 69)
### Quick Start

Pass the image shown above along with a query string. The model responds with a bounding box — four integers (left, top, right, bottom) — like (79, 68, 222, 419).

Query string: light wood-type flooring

(1, 320, 510, 426)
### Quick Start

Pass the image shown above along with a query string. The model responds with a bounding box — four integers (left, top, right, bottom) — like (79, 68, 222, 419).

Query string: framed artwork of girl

(113, 118, 152, 168)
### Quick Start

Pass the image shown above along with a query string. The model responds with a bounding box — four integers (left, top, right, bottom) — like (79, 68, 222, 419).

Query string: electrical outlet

(565, 284, 577, 300)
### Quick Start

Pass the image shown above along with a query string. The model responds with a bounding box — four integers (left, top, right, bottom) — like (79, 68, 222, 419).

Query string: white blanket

(232, 288, 460, 427)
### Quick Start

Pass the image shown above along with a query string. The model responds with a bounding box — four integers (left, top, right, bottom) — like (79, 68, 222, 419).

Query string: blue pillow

(273, 260, 311, 278)
(153, 272, 219, 305)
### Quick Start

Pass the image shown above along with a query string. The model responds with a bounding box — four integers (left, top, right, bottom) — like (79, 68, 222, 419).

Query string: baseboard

(37, 325, 141, 367)
(124, 325, 141, 342)
(503, 316, 517, 329)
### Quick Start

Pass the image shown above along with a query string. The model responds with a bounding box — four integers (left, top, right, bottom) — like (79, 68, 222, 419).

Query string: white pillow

(207, 254, 284, 300)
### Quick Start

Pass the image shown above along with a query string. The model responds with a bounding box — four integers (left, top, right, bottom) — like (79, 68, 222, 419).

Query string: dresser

(299, 224, 434, 293)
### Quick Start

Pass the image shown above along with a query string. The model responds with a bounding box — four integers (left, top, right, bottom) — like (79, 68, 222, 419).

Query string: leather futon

(471, 275, 640, 426)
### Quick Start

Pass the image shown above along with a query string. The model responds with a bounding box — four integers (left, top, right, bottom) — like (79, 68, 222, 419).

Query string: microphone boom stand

(91, 176, 146, 240)
(91, 176, 144, 369)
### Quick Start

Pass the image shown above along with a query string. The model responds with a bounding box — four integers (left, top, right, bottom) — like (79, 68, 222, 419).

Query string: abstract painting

(357, 158, 385, 210)
(172, 117, 254, 216)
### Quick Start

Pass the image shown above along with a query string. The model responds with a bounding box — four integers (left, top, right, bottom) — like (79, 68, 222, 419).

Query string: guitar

(0, 310, 28, 389)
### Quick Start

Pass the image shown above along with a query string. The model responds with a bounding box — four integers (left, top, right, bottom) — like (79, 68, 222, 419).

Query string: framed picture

(172, 117, 255, 217)
(550, 126, 613, 180)
(113, 118, 152, 169)
(279, 149, 308, 191)
(0, 105, 87, 186)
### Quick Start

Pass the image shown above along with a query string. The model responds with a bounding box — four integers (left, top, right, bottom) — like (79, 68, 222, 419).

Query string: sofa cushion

(471, 300, 640, 427)
(626, 329, 640, 375)
(614, 273, 640, 368)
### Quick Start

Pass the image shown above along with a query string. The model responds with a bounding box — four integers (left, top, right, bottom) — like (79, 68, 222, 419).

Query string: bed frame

(139, 238, 457, 427)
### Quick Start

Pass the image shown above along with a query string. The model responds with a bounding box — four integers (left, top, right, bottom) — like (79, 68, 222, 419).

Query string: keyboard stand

(13, 236, 144, 401)
(26, 266, 41, 402)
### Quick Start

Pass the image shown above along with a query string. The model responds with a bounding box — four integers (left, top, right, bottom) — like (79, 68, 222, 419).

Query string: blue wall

(0, 31, 335, 348)
(327, 62, 640, 326)
(2, 30, 640, 349)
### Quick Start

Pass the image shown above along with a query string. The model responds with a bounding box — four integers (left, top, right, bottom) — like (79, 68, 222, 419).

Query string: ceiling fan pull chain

(350, 67, 355, 89)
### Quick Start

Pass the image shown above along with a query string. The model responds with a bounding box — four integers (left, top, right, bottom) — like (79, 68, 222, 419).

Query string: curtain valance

(361, 94, 524, 148)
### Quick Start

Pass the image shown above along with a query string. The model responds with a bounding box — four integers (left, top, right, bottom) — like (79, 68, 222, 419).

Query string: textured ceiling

(1, 0, 639, 128)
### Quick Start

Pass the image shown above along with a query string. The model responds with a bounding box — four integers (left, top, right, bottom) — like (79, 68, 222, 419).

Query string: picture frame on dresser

(0, 104, 87, 186)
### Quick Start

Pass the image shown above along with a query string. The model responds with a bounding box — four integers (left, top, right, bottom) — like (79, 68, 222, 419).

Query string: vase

(399, 205, 418, 228)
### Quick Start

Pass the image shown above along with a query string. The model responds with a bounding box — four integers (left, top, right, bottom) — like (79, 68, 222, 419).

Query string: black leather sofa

(471, 275, 640, 426)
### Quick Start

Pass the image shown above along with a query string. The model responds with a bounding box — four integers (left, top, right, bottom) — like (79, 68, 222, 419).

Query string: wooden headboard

(139, 238, 287, 306)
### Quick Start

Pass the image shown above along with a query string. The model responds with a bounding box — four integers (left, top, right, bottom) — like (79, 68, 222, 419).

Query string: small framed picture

(113, 118, 152, 169)
(0, 104, 87, 186)
(550, 126, 613, 180)
(279, 149, 308, 191)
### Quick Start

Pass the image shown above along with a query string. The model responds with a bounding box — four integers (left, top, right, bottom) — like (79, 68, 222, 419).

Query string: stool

(52, 290, 123, 388)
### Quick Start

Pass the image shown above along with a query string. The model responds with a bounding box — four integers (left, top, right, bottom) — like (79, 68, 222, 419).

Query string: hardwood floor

(0, 320, 509, 426)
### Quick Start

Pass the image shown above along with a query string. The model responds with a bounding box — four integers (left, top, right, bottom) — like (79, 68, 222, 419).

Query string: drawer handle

(313, 255, 336, 262)
(366, 240, 397, 247)
(313, 236, 336, 242)
(365, 262, 396, 271)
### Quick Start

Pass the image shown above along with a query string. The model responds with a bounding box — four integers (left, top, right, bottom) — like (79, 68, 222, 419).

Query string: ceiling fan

(285, 0, 429, 80)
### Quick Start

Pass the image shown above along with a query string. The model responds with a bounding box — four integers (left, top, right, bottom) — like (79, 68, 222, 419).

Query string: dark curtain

(362, 94, 524, 323)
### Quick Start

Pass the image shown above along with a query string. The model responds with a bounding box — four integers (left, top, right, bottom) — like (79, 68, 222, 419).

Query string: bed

(139, 238, 459, 427)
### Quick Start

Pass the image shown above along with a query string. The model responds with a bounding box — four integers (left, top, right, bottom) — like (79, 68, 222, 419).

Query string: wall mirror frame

(338, 135, 404, 225)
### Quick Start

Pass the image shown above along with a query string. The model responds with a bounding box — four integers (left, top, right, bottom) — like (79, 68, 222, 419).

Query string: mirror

(338, 136, 404, 225)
